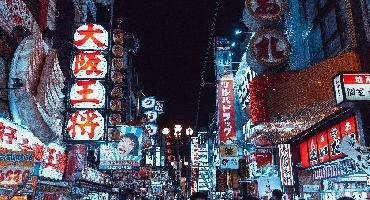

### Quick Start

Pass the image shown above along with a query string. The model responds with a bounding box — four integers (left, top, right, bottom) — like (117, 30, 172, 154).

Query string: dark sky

(117, 0, 244, 128)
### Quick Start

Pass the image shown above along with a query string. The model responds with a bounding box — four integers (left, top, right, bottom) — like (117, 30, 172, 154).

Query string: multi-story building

(238, 0, 370, 199)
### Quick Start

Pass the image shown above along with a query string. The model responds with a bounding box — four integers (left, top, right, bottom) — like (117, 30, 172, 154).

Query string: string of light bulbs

(194, 0, 222, 130)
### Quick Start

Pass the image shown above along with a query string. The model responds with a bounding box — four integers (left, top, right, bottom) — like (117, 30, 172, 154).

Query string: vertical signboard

(217, 74, 237, 144)
(197, 143, 209, 191)
(278, 144, 293, 186)
(215, 37, 232, 80)
(65, 23, 109, 141)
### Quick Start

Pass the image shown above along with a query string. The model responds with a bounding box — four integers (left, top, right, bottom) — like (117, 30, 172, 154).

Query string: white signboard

(334, 73, 370, 104)
(278, 144, 294, 186)
(303, 185, 320, 193)
(74, 23, 108, 50)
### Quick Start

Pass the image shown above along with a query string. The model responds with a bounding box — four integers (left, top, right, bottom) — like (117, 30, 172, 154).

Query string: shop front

(294, 112, 369, 199)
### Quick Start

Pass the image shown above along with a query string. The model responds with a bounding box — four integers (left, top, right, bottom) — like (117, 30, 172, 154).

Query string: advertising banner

(333, 73, 370, 104)
(0, 150, 34, 186)
(299, 115, 360, 168)
(220, 157, 239, 169)
(65, 23, 110, 142)
(220, 146, 238, 157)
(217, 75, 237, 144)
(278, 144, 293, 186)
(255, 148, 273, 168)
(99, 127, 143, 169)
(0, 118, 66, 180)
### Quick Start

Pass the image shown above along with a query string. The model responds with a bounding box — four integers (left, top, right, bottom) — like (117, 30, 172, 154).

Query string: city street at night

(1, 0, 370, 199)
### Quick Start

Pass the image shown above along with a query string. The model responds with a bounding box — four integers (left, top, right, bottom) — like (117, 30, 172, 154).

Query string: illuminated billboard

(99, 126, 143, 169)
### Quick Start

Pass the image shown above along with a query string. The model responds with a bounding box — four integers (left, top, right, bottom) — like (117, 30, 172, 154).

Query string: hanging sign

(144, 123, 158, 136)
(300, 115, 360, 168)
(74, 23, 108, 50)
(66, 110, 105, 140)
(245, 0, 286, 21)
(220, 157, 239, 169)
(154, 101, 165, 113)
(250, 29, 290, 66)
(256, 148, 272, 168)
(217, 74, 237, 144)
(0, 150, 34, 186)
(278, 144, 293, 186)
(144, 110, 158, 122)
(333, 73, 370, 104)
(66, 23, 110, 142)
(141, 97, 156, 109)
(220, 146, 238, 157)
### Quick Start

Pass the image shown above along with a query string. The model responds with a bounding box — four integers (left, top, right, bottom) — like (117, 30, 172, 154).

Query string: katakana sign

(217, 74, 237, 144)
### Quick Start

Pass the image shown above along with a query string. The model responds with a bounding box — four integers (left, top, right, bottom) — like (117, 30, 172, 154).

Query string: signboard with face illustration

(99, 126, 143, 169)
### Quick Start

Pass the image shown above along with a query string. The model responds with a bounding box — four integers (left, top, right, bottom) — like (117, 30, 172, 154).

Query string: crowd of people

(190, 189, 284, 200)
(189, 190, 357, 200)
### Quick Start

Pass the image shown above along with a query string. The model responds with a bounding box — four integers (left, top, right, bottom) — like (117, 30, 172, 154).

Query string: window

(302, 0, 349, 63)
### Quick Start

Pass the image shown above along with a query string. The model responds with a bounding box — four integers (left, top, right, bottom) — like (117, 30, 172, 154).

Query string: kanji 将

(66, 110, 101, 139)
(75, 23, 107, 48)
(74, 51, 104, 77)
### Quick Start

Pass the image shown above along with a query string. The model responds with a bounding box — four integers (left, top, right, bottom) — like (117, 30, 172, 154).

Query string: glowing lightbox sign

(0, 119, 66, 180)
(72, 51, 108, 79)
(74, 23, 108, 50)
(70, 80, 106, 108)
(144, 123, 158, 136)
(38, 143, 66, 180)
(144, 110, 158, 122)
(278, 144, 294, 186)
(333, 73, 370, 104)
(66, 110, 104, 140)
(141, 97, 156, 109)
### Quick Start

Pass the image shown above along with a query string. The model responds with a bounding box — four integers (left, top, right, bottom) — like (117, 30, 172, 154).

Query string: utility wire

(194, 0, 222, 130)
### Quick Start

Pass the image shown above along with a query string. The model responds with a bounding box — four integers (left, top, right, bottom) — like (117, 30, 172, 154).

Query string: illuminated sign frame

(64, 23, 112, 142)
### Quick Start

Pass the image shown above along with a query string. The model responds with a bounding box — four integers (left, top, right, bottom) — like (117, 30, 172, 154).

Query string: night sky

(117, 0, 244, 128)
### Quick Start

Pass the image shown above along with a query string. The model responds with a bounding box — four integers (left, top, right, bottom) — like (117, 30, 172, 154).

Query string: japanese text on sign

(278, 144, 293, 186)
(217, 75, 237, 144)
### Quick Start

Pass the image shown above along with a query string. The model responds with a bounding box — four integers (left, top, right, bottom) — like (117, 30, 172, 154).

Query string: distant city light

(162, 128, 170, 135)
(186, 128, 193, 136)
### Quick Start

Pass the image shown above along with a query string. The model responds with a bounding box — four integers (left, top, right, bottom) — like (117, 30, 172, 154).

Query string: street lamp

(162, 128, 170, 135)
